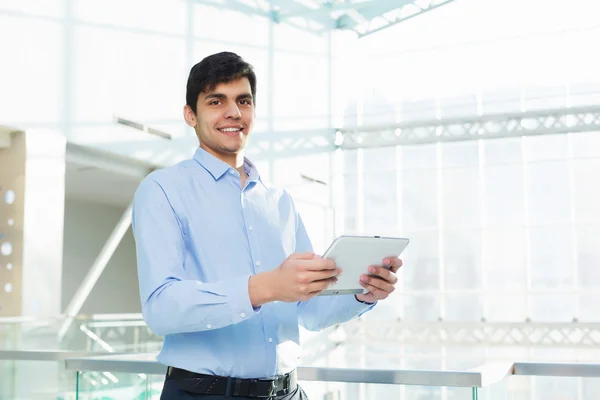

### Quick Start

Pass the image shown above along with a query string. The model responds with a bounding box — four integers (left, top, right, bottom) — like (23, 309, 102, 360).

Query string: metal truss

(334, 0, 459, 38)
(192, 0, 456, 37)
(338, 320, 600, 348)
(246, 129, 337, 160)
(339, 105, 600, 149)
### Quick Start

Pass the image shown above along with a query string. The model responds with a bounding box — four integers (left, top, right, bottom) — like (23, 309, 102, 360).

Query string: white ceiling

(64, 162, 142, 208)
(64, 144, 154, 208)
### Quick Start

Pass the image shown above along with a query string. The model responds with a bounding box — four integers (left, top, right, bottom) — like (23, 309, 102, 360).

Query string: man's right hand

(249, 252, 342, 307)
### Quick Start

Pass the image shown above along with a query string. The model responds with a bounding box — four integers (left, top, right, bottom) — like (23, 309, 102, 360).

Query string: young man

(132, 52, 402, 399)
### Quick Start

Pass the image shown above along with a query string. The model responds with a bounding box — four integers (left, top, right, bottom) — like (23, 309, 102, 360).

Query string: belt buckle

(249, 378, 276, 398)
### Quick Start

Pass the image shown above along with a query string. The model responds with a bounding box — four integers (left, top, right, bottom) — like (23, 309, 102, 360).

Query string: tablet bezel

(318, 235, 410, 296)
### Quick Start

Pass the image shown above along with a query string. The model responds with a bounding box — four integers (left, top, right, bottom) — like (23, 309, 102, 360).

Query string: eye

(209, 100, 221, 106)
(240, 99, 252, 105)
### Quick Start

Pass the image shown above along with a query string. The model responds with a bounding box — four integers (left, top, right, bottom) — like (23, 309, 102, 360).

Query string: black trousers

(159, 379, 310, 400)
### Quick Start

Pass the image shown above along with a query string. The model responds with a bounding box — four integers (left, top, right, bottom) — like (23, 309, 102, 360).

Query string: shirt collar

(193, 146, 261, 183)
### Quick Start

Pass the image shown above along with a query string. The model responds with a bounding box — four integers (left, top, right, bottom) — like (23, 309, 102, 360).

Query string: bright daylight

(1, 0, 600, 399)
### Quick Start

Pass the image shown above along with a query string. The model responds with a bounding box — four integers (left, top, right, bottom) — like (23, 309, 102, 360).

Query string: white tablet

(319, 235, 410, 296)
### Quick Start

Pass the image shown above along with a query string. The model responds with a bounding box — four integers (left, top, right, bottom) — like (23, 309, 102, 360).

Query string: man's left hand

(355, 257, 402, 304)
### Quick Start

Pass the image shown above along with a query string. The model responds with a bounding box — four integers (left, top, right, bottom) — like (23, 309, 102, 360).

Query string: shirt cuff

(226, 275, 261, 324)
(343, 293, 376, 317)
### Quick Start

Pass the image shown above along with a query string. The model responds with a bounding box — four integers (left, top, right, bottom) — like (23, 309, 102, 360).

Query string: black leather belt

(166, 366, 297, 398)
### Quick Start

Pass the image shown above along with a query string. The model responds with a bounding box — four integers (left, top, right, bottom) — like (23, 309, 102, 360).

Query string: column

(0, 127, 66, 317)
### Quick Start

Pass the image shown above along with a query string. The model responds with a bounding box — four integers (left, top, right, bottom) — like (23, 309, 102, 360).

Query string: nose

(225, 103, 241, 119)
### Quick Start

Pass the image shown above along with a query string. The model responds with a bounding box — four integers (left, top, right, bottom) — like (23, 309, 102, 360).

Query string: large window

(337, 133, 600, 323)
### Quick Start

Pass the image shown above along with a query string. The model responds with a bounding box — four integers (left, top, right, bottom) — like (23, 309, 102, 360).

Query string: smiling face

(184, 78, 255, 165)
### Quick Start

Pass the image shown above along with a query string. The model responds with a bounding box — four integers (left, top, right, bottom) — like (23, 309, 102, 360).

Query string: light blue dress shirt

(132, 147, 374, 379)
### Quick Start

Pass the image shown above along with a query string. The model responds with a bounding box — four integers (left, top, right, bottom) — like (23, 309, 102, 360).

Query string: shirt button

(207, 324, 212, 329)
(229, 169, 235, 175)
(268, 338, 273, 343)
(255, 261, 261, 266)
(240, 313, 246, 318)
(248, 226, 253, 231)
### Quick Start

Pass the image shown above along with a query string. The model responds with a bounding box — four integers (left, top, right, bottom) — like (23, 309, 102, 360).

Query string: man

(132, 52, 402, 399)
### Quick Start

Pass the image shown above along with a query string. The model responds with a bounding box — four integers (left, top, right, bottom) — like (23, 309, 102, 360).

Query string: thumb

(288, 252, 316, 260)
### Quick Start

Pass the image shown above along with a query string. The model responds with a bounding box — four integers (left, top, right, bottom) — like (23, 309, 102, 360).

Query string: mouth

(217, 126, 244, 137)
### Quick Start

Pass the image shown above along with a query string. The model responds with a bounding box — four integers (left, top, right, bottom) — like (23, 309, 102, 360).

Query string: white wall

(61, 199, 140, 314)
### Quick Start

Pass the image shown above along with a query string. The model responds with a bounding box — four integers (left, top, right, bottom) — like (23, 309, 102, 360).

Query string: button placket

(242, 194, 262, 273)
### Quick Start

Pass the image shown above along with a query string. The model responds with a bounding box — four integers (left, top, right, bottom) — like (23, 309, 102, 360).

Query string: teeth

(220, 128, 240, 132)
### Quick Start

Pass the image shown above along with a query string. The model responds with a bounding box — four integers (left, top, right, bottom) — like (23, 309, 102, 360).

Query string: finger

(303, 268, 341, 283)
(359, 281, 389, 300)
(360, 274, 395, 293)
(299, 258, 337, 271)
(289, 252, 316, 260)
(308, 277, 337, 293)
(383, 257, 402, 273)
(368, 266, 398, 284)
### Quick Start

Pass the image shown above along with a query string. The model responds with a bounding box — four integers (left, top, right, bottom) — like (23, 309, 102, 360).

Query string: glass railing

(63, 352, 600, 400)
(0, 314, 162, 400)
(3, 316, 600, 399)
(0, 314, 162, 353)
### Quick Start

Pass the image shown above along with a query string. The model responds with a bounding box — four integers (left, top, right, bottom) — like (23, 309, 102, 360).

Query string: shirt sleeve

(132, 177, 259, 337)
(289, 194, 376, 332)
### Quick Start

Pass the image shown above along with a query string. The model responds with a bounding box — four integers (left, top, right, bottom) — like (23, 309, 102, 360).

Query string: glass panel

(0, 16, 62, 125)
(273, 21, 328, 54)
(444, 230, 482, 290)
(362, 147, 397, 173)
(524, 134, 568, 161)
(0, 0, 63, 17)
(299, 382, 477, 400)
(485, 293, 528, 322)
(75, 0, 186, 34)
(571, 131, 600, 158)
(402, 230, 439, 290)
(480, 375, 531, 400)
(445, 293, 483, 321)
(527, 161, 570, 224)
(193, 3, 269, 45)
(573, 159, 600, 223)
(483, 228, 527, 290)
(530, 293, 577, 322)
(404, 293, 441, 321)
(579, 293, 600, 321)
(343, 150, 358, 174)
(363, 172, 398, 237)
(73, 26, 186, 124)
(575, 227, 600, 289)
(532, 376, 579, 400)
(483, 138, 522, 165)
(0, 359, 76, 400)
(529, 227, 574, 289)
(402, 170, 438, 230)
(443, 168, 480, 229)
(401, 144, 437, 170)
(483, 164, 525, 227)
(76, 370, 157, 400)
(273, 53, 329, 130)
(343, 173, 358, 234)
(442, 141, 480, 168)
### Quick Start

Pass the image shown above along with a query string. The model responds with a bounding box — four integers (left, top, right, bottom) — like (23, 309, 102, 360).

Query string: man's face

(185, 78, 255, 158)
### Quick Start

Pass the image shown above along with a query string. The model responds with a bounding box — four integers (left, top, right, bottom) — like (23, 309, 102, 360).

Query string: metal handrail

(1, 350, 599, 389)
(59, 352, 600, 388)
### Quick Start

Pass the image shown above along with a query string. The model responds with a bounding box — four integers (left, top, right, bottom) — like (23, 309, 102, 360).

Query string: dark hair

(186, 52, 257, 114)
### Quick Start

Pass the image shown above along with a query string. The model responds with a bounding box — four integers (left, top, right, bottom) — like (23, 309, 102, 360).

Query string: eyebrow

(204, 93, 253, 102)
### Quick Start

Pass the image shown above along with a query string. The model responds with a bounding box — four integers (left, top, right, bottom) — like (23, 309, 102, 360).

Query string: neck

(200, 144, 245, 171)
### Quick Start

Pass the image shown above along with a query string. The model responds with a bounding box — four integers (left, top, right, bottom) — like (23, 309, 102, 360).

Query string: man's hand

(355, 257, 402, 304)
(249, 252, 341, 306)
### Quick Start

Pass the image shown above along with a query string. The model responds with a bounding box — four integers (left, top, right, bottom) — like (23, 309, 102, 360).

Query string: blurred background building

(1, 0, 600, 398)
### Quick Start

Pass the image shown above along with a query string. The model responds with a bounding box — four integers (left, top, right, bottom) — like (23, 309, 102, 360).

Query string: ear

(183, 104, 197, 128)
